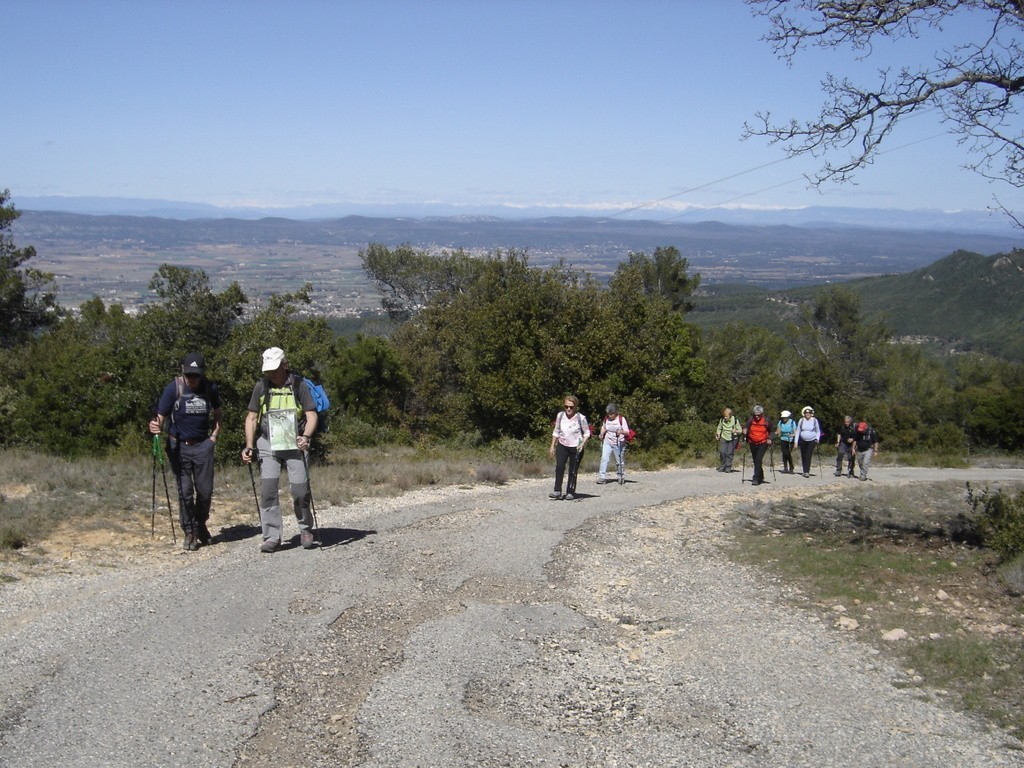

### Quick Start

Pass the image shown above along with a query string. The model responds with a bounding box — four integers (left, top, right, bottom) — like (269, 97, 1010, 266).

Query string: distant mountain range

(13, 194, 1023, 235)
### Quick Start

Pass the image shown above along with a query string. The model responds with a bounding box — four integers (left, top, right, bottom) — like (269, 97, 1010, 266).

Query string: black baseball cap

(181, 352, 205, 375)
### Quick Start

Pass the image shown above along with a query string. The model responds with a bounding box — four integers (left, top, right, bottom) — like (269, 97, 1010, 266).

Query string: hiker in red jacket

(743, 405, 774, 486)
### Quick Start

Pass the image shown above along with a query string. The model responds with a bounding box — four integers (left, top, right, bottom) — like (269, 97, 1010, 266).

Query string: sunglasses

(563, 404, 576, 409)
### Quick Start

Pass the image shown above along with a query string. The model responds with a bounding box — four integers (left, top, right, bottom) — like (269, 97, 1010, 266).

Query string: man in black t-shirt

(149, 352, 222, 551)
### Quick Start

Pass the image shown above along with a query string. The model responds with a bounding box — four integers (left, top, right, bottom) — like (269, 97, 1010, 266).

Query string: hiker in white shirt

(549, 395, 590, 501)
(597, 403, 629, 485)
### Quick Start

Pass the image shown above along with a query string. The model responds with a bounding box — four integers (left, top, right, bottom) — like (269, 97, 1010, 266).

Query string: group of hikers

(715, 405, 881, 486)
(149, 347, 318, 553)
(150, 351, 881, 550)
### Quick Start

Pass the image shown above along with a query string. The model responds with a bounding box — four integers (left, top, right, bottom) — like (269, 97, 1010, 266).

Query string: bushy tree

(696, 322, 790, 416)
(329, 335, 411, 425)
(360, 243, 486, 321)
(619, 246, 701, 313)
(138, 264, 246, 371)
(0, 189, 60, 346)
(954, 354, 1024, 450)
(391, 249, 705, 443)
(787, 286, 890, 405)
(7, 299, 155, 456)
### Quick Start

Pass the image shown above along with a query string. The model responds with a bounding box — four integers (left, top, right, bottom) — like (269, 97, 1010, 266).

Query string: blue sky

(4, 0, 1022, 216)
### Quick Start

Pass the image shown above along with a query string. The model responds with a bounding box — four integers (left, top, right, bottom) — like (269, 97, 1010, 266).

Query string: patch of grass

(729, 482, 1024, 739)
(0, 523, 30, 551)
(476, 463, 510, 485)
(0, 450, 153, 546)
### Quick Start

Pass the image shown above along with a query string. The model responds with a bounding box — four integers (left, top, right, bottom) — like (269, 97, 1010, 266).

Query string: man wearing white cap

(242, 347, 319, 552)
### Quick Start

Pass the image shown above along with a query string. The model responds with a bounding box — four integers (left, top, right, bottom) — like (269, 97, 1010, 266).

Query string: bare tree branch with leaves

(744, 0, 1024, 195)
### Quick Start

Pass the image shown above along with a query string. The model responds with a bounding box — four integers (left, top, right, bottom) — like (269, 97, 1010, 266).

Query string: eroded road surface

(2, 466, 1024, 767)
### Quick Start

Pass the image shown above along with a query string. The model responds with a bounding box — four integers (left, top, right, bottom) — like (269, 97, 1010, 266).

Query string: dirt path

(1, 466, 1023, 767)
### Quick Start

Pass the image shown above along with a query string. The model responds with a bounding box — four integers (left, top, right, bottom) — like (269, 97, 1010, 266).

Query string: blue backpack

(261, 374, 331, 433)
(302, 377, 330, 416)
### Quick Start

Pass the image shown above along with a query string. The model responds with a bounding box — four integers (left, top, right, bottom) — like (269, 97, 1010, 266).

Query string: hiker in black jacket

(149, 352, 222, 551)
(835, 415, 857, 477)
(853, 420, 880, 481)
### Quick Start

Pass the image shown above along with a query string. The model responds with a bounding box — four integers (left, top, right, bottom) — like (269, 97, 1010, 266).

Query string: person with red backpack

(743, 405, 774, 486)
(597, 403, 630, 485)
(548, 395, 590, 500)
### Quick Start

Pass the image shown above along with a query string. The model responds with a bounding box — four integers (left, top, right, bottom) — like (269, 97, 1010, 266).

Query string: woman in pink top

(549, 395, 590, 501)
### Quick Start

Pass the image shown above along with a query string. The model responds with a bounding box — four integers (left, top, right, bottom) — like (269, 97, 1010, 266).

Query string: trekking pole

(741, 446, 746, 484)
(246, 454, 261, 519)
(769, 444, 777, 482)
(151, 445, 158, 538)
(153, 436, 177, 544)
(300, 450, 320, 543)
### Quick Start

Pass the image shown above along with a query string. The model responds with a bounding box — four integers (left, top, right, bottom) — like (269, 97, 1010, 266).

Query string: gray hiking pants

(168, 437, 215, 534)
(255, 436, 313, 544)
(856, 447, 874, 480)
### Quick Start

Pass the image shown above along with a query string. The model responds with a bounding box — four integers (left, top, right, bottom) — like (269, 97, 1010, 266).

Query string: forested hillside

(852, 250, 1024, 361)
(691, 249, 1024, 362)
(2, 191, 1023, 464)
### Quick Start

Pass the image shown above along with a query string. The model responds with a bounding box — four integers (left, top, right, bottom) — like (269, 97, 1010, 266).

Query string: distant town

(13, 210, 1024, 315)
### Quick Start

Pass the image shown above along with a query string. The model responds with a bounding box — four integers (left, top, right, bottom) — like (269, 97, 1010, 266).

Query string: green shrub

(0, 523, 29, 550)
(491, 437, 544, 464)
(657, 419, 710, 460)
(924, 423, 968, 456)
(332, 417, 409, 448)
(969, 484, 1024, 561)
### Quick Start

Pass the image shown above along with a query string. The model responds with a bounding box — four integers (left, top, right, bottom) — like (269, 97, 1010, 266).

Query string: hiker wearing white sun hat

(775, 409, 797, 474)
(796, 406, 821, 477)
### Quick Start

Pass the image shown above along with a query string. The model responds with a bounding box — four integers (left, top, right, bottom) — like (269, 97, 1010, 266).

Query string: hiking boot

(549, 491, 563, 499)
(834, 471, 842, 477)
(197, 523, 214, 546)
(802, 472, 809, 478)
(596, 478, 608, 484)
(563, 493, 575, 501)
(618, 476, 625, 485)
(183, 532, 199, 551)
(300, 531, 316, 549)
(847, 472, 855, 478)
(259, 538, 280, 553)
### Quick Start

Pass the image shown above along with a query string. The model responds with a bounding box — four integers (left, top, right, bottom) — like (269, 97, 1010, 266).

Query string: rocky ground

(2, 466, 1024, 767)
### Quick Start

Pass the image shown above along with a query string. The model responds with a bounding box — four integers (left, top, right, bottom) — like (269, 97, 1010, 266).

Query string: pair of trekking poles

(740, 441, 778, 484)
(150, 436, 320, 547)
(741, 441, 820, 481)
(150, 435, 177, 543)
(244, 446, 321, 546)
(741, 438, 819, 481)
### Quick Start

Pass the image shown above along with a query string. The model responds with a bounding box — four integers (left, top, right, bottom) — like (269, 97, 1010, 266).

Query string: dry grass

(0, 443, 551, 562)
(729, 481, 1024, 739)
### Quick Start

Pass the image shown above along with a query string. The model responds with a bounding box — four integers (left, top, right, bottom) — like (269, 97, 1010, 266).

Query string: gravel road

(2, 465, 1023, 767)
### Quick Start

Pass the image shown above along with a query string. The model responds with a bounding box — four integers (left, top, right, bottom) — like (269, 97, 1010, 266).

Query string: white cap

(781, 410, 791, 418)
(261, 347, 286, 372)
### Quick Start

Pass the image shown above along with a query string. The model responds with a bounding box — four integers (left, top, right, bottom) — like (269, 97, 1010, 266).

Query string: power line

(636, 130, 950, 223)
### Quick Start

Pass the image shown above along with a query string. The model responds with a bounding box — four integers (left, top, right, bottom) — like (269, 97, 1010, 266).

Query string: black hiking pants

(749, 442, 769, 484)
(554, 443, 582, 495)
